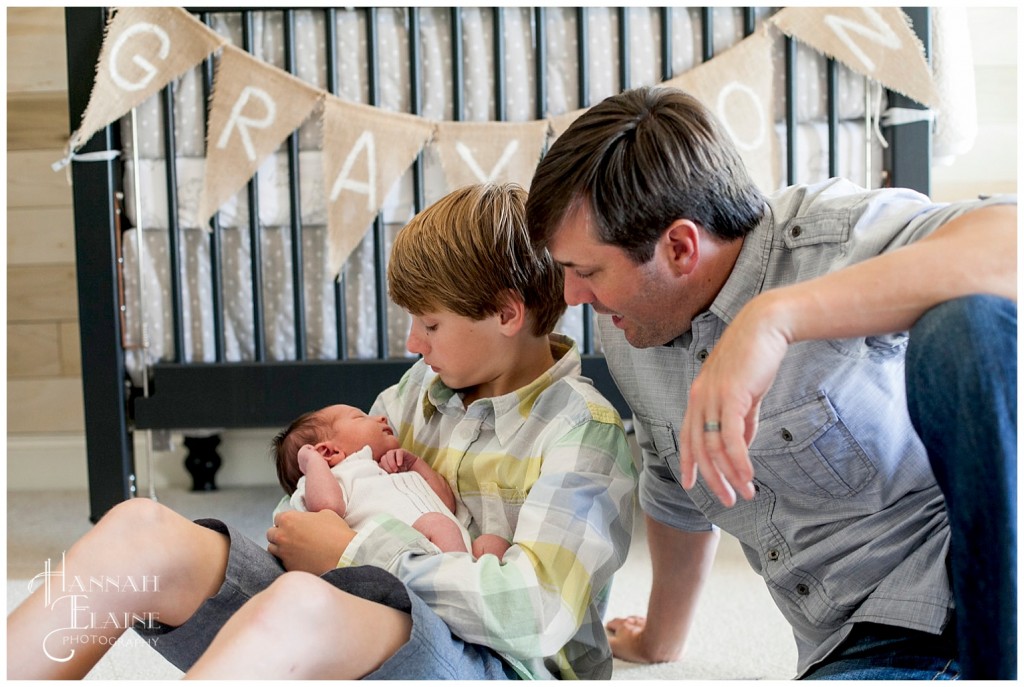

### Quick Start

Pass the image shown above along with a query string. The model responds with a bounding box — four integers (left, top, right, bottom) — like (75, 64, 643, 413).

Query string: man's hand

(680, 292, 791, 506)
(379, 448, 418, 474)
(267, 509, 356, 574)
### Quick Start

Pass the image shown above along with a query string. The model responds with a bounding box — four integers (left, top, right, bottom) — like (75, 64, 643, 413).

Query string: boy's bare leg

(7, 498, 229, 679)
(412, 513, 469, 553)
(185, 571, 412, 679)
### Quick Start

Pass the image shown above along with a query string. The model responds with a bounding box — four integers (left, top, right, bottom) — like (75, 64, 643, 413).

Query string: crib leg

(183, 435, 223, 492)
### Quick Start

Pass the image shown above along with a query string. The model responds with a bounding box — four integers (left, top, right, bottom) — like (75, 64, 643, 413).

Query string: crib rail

(66, 6, 931, 521)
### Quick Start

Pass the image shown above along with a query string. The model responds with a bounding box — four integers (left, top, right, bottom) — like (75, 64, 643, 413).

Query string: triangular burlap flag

(664, 28, 779, 192)
(548, 107, 589, 143)
(322, 96, 436, 275)
(69, 6, 226, 152)
(433, 120, 550, 191)
(198, 44, 324, 225)
(771, 7, 939, 107)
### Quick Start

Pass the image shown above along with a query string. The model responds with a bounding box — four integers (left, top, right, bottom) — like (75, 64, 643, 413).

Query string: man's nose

(563, 272, 591, 307)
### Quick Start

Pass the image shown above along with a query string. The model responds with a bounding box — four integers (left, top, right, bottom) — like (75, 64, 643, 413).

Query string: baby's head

(272, 404, 400, 494)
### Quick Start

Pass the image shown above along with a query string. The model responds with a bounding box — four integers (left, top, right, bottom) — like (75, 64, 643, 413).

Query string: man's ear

(662, 219, 701, 276)
(497, 290, 527, 334)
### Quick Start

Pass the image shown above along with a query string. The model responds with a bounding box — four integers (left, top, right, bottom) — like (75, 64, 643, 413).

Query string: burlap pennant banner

(771, 7, 939, 107)
(198, 44, 325, 225)
(548, 107, 589, 144)
(69, 6, 226, 153)
(322, 96, 436, 274)
(434, 120, 550, 191)
(664, 28, 779, 192)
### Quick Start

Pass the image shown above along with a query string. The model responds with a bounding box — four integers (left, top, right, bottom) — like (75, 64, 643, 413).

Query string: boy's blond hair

(388, 183, 566, 336)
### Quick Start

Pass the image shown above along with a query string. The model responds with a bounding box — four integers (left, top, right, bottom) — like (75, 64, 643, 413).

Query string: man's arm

(606, 516, 719, 662)
(681, 203, 1017, 506)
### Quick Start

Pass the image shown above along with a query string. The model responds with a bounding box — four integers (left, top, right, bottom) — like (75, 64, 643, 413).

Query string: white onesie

(288, 445, 471, 550)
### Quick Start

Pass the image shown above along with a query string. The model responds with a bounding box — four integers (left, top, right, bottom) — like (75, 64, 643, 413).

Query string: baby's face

(320, 405, 400, 459)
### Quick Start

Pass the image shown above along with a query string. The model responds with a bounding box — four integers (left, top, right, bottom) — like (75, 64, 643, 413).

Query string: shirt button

(780, 428, 794, 442)
(697, 349, 709, 362)
(791, 225, 803, 238)
(796, 583, 810, 596)
(767, 549, 780, 561)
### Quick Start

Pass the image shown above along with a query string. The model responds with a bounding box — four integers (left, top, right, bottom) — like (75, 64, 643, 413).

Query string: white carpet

(7, 487, 797, 680)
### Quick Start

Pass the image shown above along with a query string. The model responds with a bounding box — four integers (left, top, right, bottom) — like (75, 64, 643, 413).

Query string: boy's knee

(257, 571, 338, 622)
(93, 497, 175, 541)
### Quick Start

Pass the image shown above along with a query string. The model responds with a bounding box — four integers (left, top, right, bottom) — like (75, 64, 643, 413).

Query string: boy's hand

(268, 509, 355, 574)
(379, 448, 418, 474)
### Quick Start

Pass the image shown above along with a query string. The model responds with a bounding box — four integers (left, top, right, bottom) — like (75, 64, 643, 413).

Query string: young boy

(8, 183, 636, 681)
(274, 403, 510, 558)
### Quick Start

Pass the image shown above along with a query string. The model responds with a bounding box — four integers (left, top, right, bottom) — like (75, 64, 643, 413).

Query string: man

(526, 86, 1016, 679)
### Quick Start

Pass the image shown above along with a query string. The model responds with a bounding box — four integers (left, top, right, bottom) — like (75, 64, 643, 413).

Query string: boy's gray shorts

(135, 518, 517, 680)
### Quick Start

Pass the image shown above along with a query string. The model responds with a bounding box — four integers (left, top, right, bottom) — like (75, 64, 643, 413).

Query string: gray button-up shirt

(599, 179, 1015, 676)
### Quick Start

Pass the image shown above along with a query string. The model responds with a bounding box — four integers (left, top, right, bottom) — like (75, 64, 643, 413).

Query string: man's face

(546, 207, 700, 348)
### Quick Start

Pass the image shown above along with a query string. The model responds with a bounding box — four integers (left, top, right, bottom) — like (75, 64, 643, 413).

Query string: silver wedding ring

(703, 421, 722, 432)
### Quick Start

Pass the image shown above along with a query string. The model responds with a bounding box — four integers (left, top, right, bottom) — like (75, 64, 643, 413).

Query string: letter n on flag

(198, 44, 323, 226)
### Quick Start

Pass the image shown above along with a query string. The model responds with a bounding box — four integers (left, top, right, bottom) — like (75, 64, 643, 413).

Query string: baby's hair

(272, 410, 330, 494)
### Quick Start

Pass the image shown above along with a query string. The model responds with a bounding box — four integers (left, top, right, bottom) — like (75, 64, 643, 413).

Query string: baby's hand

(296, 444, 326, 474)
(379, 448, 418, 474)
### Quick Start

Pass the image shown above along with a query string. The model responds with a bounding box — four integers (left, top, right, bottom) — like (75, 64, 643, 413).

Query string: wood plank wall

(7, 8, 84, 434)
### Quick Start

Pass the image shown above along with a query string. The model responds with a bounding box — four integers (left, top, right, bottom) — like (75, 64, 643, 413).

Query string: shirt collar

(709, 205, 776, 325)
(418, 333, 581, 445)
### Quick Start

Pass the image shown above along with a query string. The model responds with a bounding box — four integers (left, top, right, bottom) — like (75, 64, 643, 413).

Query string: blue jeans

(804, 622, 960, 680)
(805, 295, 1017, 681)
(906, 295, 1018, 680)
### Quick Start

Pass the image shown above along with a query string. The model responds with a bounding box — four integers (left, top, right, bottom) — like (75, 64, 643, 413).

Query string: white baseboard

(6, 430, 280, 492)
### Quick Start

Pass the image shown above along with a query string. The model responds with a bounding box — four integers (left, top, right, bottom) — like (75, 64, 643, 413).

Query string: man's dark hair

(527, 86, 766, 263)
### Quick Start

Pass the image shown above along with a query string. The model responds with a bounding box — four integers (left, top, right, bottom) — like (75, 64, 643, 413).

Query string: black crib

(64, 6, 933, 522)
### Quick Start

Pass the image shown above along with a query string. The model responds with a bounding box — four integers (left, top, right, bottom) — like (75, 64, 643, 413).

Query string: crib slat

(451, 8, 464, 122)
(701, 8, 713, 61)
(785, 36, 798, 185)
(367, 7, 389, 359)
(575, 7, 594, 355)
(534, 8, 547, 121)
(743, 7, 756, 36)
(576, 8, 589, 109)
(160, 85, 186, 363)
(660, 7, 672, 81)
(324, 8, 349, 360)
(200, 11, 226, 363)
(241, 10, 267, 362)
(827, 58, 839, 179)
(409, 8, 426, 214)
(618, 7, 630, 91)
(283, 9, 308, 361)
(494, 8, 506, 122)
